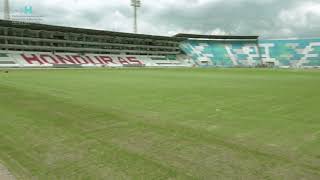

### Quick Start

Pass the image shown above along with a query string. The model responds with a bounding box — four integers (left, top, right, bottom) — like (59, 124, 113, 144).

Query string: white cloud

(209, 28, 229, 35)
(278, 1, 320, 27)
(5, 0, 320, 38)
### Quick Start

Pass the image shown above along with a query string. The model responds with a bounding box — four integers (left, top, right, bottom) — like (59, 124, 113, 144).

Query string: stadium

(0, 19, 320, 68)
(0, 0, 320, 179)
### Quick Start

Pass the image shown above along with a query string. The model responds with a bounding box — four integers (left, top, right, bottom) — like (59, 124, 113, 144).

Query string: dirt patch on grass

(0, 163, 15, 180)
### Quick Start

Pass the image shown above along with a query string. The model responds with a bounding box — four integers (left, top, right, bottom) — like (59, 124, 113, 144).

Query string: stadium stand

(179, 34, 320, 68)
(0, 20, 319, 68)
(259, 39, 320, 68)
(180, 40, 261, 67)
(178, 34, 261, 67)
(0, 20, 191, 68)
(0, 52, 19, 67)
(1, 51, 191, 68)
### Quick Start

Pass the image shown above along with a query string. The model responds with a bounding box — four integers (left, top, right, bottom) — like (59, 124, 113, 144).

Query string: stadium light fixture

(131, 0, 141, 34)
(4, 0, 10, 20)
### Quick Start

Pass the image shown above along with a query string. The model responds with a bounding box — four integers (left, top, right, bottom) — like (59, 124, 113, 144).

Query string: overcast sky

(5, 0, 320, 38)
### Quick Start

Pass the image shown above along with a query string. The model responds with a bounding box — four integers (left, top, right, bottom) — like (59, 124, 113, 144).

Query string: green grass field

(0, 68, 320, 179)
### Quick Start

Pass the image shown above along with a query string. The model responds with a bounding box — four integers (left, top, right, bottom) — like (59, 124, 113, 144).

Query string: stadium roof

(174, 33, 259, 40)
(0, 20, 186, 41)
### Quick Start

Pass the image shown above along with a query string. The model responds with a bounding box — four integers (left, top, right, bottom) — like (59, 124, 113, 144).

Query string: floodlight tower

(4, 0, 10, 20)
(131, 0, 141, 34)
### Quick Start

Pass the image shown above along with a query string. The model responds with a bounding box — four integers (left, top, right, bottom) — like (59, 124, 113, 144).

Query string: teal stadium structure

(181, 38, 320, 68)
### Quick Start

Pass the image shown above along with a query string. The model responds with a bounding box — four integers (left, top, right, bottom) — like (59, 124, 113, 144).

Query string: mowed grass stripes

(0, 68, 319, 179)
